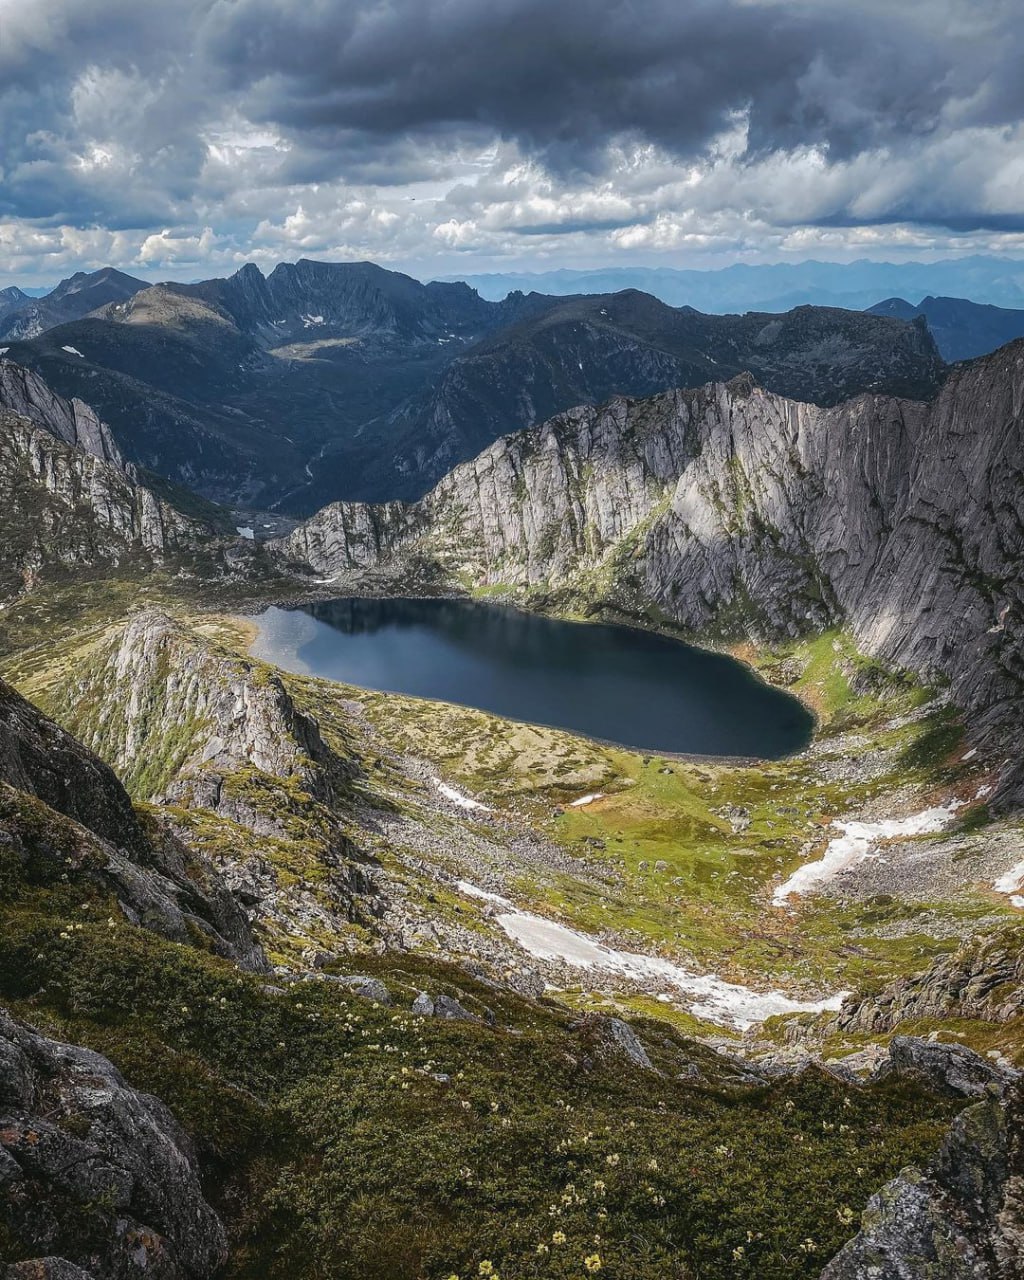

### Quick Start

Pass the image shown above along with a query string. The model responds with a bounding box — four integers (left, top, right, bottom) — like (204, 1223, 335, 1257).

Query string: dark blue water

(252, 597, 812, 758)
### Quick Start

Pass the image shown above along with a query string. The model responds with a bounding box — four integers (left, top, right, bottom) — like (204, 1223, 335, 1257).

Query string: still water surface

(252, 597, 812, 758)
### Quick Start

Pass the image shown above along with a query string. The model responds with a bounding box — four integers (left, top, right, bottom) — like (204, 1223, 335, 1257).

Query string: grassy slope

(0, 789, 956, 1280)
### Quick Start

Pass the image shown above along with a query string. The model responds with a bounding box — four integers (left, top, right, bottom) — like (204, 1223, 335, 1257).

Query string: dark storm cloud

(0, 0, 1021, 238)
(200, 0, 1021, 170)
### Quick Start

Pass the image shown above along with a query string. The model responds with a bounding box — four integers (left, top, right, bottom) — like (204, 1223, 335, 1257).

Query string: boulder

(0, 1008, 226, 1279)
(877, 1036, 1017, 1098)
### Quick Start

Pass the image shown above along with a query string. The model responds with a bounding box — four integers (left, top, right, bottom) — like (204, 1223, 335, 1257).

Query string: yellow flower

(478, 1263, 493, 1277)
(552, 1231, 566, 1245)
(584, 1253, 602, 1272)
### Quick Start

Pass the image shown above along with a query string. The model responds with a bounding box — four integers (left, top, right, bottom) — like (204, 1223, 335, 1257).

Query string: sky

(1, 0, 1023, 287)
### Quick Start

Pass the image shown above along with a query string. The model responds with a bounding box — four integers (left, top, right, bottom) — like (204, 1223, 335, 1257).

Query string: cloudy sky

(1, 0, 1022, 286)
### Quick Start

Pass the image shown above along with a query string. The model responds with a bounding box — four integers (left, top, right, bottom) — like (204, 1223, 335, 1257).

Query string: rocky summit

(0, 287, 1022, 1280)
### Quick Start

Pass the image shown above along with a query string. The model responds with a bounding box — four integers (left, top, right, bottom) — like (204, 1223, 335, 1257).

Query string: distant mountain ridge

(0, 267, 148, 341)
(867, 295, 1024, 362)
(450, 255, 1024, 312)
(2, 258, 944, 513)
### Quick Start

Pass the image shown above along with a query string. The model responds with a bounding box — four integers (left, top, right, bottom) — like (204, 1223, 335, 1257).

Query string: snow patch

(457, 881, 846, 1029)
(301, 314, 325, 328)
(236, 526, 255, 540)
(994, 860, 1024, 909)
(0, 348, 8, 356)
(61, 345, 84, 357)
(773, 803, 962, 904)
(436, 781, 493, 813)
(569, 792, 606, 808)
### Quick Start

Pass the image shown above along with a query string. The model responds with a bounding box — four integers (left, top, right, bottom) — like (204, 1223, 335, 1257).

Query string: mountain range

(867, 294, 1024, 362)
(1, 258, 946, 513)
(452, 254, 1024, 311)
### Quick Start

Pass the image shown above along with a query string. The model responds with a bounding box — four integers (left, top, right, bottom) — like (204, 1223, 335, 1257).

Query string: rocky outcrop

(875, 1036, 1017, 1099)
(0, 1008, 226, 1279)
(830, 930, 1024, 1037)
(820, 1077, 1024, 1279)
(276, 342, 1024, 797)
(38, 612, 377, 952)
(0, 383, 215, 594)
(0, 676, 264, 969)
(0, 361, 124, 467)
(51, 611, 352, 810)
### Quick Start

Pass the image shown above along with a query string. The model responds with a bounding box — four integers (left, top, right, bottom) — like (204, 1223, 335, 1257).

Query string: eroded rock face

(39, 611, 377, 951)
(820, 1078, 1024, 1279)
(0, 676, 264, 971)
(0, 1009, 226, 1280)
(830, 930, 1024, 1037)
(0, 360, 124, 468)
(57, 610, 353, 812)
(276, 343, 1024, 798)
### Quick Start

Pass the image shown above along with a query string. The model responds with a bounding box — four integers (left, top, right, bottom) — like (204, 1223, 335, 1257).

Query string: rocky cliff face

(820, 1077, 1024, 1279)
(40, 612, 377, 956)
(0, 1008, 226, 1279)
(0, 411, 211, 594)
(53, 612, 352, 808)
(277, 340, 1024, 796)
(0, 675, 263, 968)
(0, 362, 124, 466)
(0, 361, 240, 594)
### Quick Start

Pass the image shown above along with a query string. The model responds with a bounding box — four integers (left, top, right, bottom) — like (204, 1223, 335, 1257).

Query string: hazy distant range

(448, 255, 1024, 312)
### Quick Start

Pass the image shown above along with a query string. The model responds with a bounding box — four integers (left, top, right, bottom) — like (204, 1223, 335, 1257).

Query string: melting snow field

(436, 781, 493, 812)
(569, 793, 606, 807)
(235, 526, 255, 540)
(994, 860, 1024, 909)
(458, 881, 846, 1029)
(772, 803, 962, 905)
(61, 345, 84, 357)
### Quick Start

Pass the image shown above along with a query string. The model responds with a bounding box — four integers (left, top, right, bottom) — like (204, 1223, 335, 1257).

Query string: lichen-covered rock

(830, 929, 1024, 1036)
(323, 975, 391, 1005)
(876, 1037, 1018, 1099)
(820, 1079, 1024, 1279)
(601, 1017, 653, 1070)
(0, 1008, 226, 1279)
